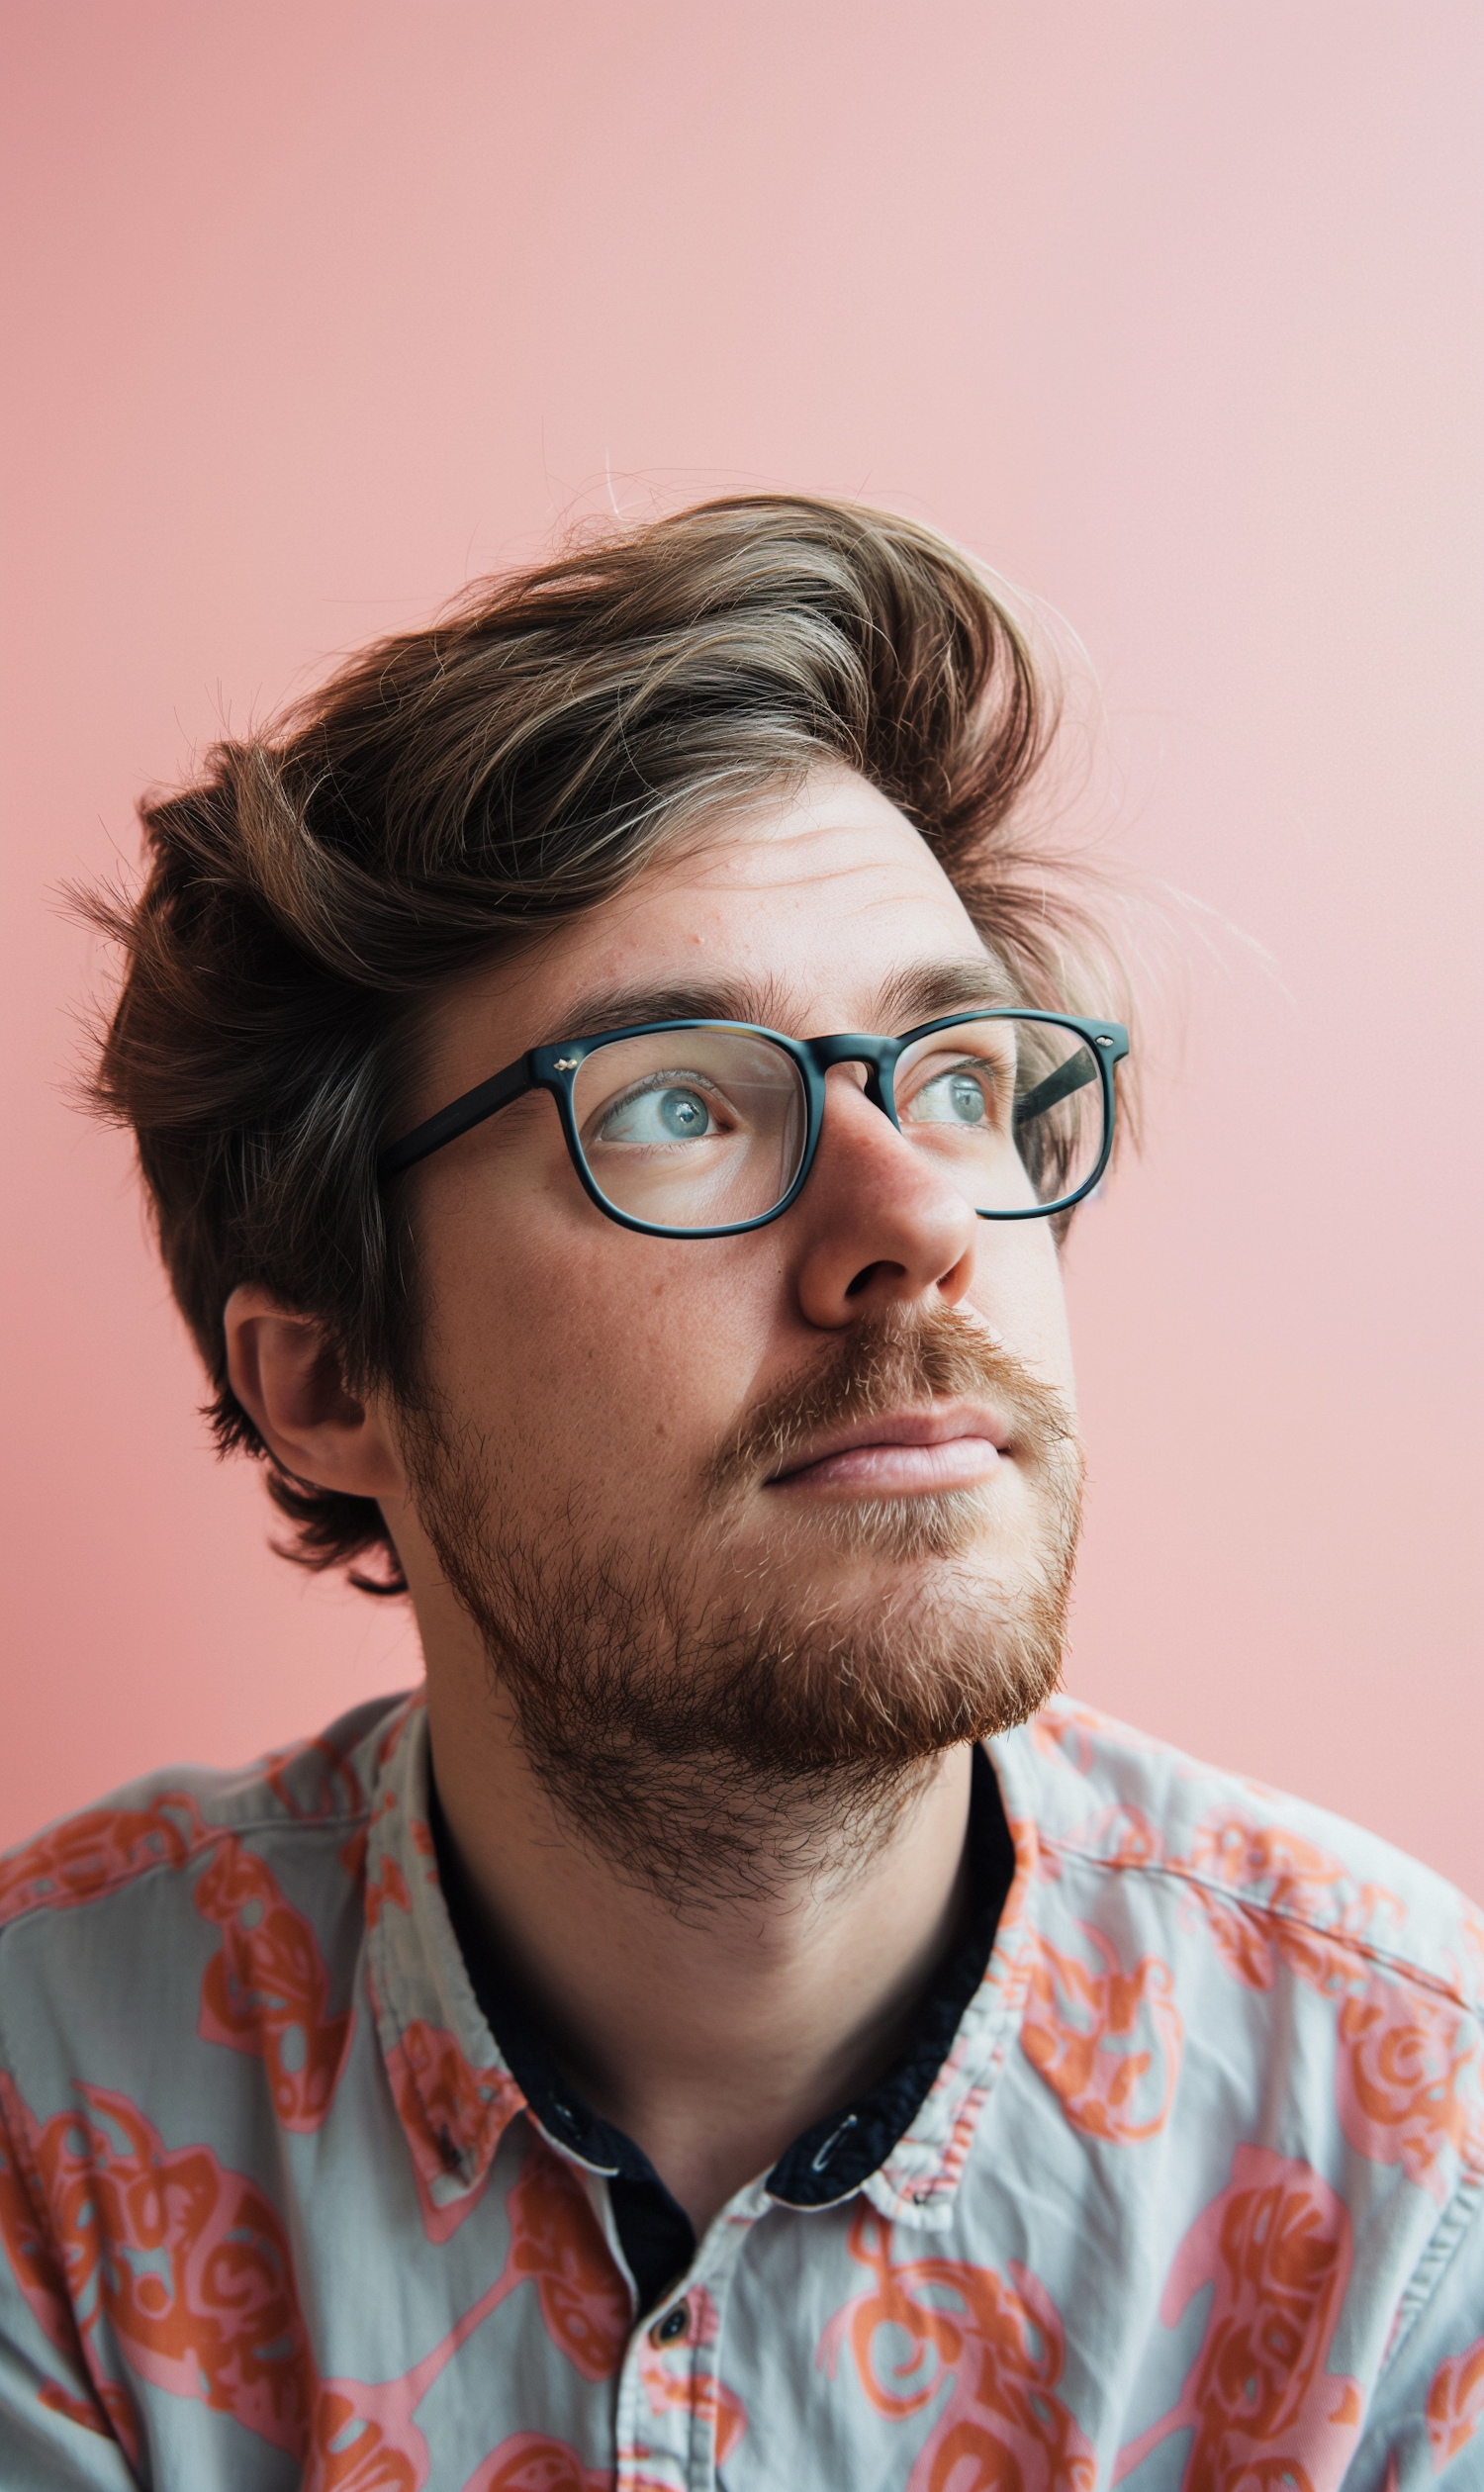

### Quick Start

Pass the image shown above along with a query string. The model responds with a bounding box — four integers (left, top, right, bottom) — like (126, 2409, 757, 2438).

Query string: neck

(421, 1603, 975, 2237)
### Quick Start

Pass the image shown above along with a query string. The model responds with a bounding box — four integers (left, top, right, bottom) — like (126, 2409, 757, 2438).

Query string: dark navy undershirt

(433, 1746, 1015, 2315)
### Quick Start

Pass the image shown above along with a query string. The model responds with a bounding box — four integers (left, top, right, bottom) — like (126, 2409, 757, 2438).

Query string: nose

(790, 1065, 979, 1330)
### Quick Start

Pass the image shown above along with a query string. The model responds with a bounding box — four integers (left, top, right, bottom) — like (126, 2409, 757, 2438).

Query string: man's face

(392, 767, 1083, 1882)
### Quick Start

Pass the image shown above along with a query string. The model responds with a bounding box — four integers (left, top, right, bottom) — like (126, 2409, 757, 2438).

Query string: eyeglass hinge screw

(1094, 1035, 1114, 1047)
(553, 1058, 579, 1070)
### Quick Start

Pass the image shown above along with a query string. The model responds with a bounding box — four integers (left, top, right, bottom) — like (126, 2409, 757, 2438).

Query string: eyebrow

(874, 955, 1020, 1027)
(541, 955, 1019, 1049)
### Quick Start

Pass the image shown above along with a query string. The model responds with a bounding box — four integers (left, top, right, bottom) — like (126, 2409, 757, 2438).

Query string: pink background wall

(4, 5, 1480, 1891)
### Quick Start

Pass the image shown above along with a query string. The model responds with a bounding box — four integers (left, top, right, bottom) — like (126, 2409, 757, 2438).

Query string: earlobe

(223, 1284, 406, 1501)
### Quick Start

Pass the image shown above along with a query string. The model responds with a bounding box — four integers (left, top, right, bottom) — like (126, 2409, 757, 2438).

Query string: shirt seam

(0, 1810, 372, 1943)
(1374, 2165, 1484, 2380)
(1037, 1834, 1481, 2016)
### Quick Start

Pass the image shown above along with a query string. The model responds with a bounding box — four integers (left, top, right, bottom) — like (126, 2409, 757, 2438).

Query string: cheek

(417, 1187, 776, 1502)
(966, 1222, 1076, 1396)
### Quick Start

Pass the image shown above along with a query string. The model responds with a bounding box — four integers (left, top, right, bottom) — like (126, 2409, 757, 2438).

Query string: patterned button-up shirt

(1, 1689, 1481, 2490)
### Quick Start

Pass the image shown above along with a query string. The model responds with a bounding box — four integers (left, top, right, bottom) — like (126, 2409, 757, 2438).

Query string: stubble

(403, 1305, 1082, 1908)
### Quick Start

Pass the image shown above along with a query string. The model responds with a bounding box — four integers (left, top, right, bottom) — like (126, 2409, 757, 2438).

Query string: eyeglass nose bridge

(803, 1032, 899, 1118)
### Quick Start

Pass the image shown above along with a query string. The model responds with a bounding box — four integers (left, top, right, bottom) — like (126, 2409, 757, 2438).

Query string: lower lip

(771, 1436, 1003, 1497)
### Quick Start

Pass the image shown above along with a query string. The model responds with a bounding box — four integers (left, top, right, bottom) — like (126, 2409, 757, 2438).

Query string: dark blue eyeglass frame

(378, 1009, 1130, 1239)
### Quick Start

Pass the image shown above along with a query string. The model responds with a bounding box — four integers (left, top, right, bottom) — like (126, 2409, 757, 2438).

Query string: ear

(223, 1284, 406, 1502)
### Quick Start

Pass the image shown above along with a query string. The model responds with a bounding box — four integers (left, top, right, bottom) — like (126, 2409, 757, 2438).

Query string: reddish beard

(405, 1305, 1082, 1902)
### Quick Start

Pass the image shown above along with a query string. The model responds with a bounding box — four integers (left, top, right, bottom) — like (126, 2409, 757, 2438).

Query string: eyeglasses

(379, 1010, 1130, 1239)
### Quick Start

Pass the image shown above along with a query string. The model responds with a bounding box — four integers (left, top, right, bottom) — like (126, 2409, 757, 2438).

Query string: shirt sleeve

(1348, 2180, 1484, 2488)
(0, 2071, 139, 2490)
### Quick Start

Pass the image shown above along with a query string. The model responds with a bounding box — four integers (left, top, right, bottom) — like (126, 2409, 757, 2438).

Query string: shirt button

(650, 2302, 689, 2348)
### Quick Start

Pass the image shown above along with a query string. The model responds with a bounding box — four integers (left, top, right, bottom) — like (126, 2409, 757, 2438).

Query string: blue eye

(657, 1088, 708, 1138)
(597, 1082, 717, 1144)
(909, 1068, 989, 1126)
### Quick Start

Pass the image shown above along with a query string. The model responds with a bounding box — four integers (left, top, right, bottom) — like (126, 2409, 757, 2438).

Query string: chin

(748, 1483, 1018, 1570)
(711, 1496, 1052, 1663)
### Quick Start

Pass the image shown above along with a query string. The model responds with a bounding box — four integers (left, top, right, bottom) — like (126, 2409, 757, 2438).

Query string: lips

(765, 1404, 1009, 1498)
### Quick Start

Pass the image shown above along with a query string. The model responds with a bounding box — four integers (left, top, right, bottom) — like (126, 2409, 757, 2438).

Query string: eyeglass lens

(571, 1019, 1106, 1233)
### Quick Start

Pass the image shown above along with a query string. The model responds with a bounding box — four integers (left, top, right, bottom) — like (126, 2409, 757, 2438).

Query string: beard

(404, 1305, 1083, 1907)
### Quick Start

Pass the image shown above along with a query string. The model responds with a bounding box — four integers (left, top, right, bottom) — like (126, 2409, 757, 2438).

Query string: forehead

(433, 767, 997, 1080)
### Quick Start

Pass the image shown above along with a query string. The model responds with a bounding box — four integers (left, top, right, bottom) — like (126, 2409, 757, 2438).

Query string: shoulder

(992, 1695, 1484, 2012)
(0, 1690, 417, 1953)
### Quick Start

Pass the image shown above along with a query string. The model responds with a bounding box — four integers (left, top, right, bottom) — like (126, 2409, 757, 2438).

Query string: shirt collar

(365, 1695, 1044, 2237)
(362, 1695, 528, 2240)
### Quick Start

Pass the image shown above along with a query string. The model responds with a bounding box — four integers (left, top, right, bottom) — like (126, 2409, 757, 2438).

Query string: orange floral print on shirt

(194, 1835, 354, 2131)
(820, 2204, 1096, 2491)
(638, 2280, 749, 2465)
(0, 2071, 85, 2368)
(384, 2016, 527, 2243)
(261, 1728, 369, 1823)
(4, 1695, 1481, 2487)
(1179, 1810, 1483, 2201)
(2, 2066, 632, 2492)
(1021, 1924, 1183, 2143)
(384, 2019, 630, 2372)
(1184, 1810, 1402, 1987)
(365, 1852, 415, 1927)
(1113, 2144, 1363, 2490)
(304, 2327, 496, 2489)
(0, 1793, 208, 1926)
(301, 2134, 628, 2490)
(459, 2436, 612, 2490)
(0, 2070, 131, 2449)
(7, 2077, 315, 2458)
(497, 2132, 630, 2378)
(1332, 1975, 1481, 2201)
(1426, 2336, 1484, 2471)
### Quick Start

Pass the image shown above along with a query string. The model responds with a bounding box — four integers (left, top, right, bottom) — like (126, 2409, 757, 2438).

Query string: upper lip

(766, 1401, 1012, 1483)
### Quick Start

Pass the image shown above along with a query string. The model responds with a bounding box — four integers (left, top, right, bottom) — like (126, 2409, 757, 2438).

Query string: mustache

(705, 1304, 1078, 1504)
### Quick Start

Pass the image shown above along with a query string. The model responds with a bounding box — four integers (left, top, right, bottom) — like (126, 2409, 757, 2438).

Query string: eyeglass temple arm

(1013, 1053, 1100, 1128)
(379, 1056, 534, 1178)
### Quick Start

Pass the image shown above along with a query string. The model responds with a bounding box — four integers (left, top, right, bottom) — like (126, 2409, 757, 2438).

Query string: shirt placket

(609, 2191, 766, 2492)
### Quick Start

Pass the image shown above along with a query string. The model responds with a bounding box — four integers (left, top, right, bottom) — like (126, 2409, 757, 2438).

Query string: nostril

(845, 1261, 893, 1298)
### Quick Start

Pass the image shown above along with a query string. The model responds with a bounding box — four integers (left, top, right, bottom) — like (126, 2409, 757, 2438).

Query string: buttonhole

(810, 2112, 859, 2174)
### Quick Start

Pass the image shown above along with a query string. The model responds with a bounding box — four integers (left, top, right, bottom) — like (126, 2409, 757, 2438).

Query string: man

(0, 499, 1478, 2491)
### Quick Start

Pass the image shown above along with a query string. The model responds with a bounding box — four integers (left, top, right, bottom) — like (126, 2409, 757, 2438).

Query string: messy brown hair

(86, 494, 1128, 1593)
